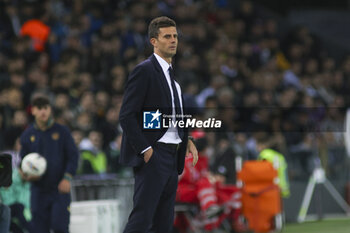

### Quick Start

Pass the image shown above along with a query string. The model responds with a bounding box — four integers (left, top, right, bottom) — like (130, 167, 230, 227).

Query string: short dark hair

(256, 134, 270, 146)
(31, 95, 51, 108)
(148, 16, 176, 39)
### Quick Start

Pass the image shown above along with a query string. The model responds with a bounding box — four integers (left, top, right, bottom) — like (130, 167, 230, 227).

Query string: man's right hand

(19, 169, 41, 182)
(143, 148, 154, 163)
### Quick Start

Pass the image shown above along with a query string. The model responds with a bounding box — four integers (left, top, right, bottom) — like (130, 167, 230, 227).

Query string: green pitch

(284, 218, 350, 233)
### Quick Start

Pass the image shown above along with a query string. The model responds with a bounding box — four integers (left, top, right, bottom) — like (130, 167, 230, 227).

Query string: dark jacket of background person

(19, 123, 78, 190)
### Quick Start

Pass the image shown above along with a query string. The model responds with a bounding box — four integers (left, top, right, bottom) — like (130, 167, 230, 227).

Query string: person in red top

(175, 131, 242, 232)
(20, 19, 50, 52)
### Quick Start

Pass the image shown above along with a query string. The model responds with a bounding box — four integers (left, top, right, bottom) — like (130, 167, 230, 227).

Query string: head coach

(118, 16, 198, 233)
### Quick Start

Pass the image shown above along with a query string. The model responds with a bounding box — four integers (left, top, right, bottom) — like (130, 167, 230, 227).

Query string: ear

(150, 38, 157, 47)
(31, 106, 37, 116)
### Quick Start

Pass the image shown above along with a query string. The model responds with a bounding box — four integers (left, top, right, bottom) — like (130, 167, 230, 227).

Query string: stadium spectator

(78, 130, 107, 175)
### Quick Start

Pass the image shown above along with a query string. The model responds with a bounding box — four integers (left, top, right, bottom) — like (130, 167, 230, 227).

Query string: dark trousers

(30, 189, 70, 233)
(124, 143, 179, 233)
(10, 203, 32, 233)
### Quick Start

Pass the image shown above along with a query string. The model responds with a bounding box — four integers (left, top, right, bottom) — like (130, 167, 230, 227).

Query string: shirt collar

(33, 117, 54, 131)
(154, 53, 172, 74)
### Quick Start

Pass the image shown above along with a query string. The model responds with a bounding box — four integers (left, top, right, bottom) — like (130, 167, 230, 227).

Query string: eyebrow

(163, 33, 178, 37)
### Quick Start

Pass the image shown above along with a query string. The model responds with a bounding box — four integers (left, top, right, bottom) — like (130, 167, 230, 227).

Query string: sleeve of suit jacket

(119, 63, 151, 155)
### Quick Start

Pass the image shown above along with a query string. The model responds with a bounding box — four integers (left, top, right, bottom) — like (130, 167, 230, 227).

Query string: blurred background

(1, 0, 350, 232)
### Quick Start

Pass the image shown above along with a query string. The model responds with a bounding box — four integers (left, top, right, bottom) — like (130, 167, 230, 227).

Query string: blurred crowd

(0, 0, 349, 181)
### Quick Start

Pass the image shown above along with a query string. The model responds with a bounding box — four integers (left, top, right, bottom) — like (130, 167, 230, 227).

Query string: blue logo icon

(143, 110, 162, 129)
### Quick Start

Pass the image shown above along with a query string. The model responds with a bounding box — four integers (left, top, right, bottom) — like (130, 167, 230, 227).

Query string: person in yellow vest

(78, 130, 107, 174)
(256, 138, 290, 198)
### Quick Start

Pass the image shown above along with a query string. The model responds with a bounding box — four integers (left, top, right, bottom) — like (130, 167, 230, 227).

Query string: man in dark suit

(119, 16, 198, 233)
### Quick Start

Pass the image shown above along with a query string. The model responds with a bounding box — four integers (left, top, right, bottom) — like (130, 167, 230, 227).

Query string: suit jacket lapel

(150, 55, 172, 106)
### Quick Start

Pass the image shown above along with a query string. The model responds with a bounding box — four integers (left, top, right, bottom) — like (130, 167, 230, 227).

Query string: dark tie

(169, 67, 184, 138)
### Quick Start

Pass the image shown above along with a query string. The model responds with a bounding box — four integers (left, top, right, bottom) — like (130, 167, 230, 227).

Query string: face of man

(32, 105, 52, 124)
(151, 26, 178, 63)
(89, 131, 102, 149)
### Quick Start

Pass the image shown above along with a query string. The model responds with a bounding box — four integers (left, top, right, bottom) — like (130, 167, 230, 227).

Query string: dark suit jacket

(119, 54, 188, 174)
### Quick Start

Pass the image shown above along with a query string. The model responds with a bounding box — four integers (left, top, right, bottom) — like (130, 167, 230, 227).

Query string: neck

(36, 121, 48, 130)
(36, 117, 53, 131)
(154, 52, 172, 64)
